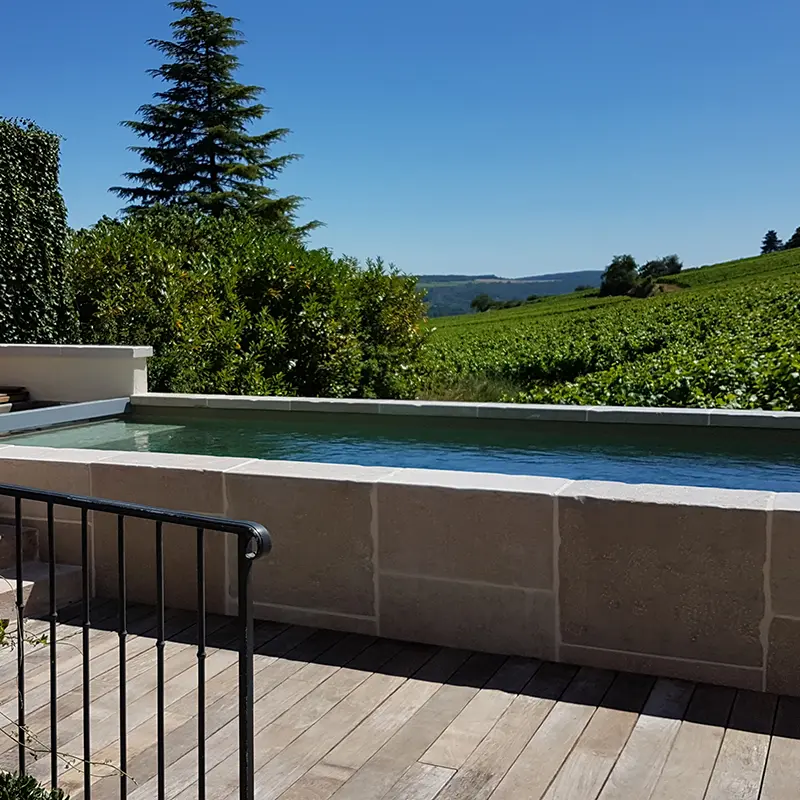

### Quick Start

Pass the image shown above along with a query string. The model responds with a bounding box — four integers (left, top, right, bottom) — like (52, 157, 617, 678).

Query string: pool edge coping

(130, 393, 800, 430)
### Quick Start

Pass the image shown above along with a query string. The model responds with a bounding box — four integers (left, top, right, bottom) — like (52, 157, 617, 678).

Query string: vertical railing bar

(238, 535, 255, 800)
(15, 496, 26, 775)
(118, 515, 128, 800)
(156, 521, 165, 800)
(81, 507, 91, 800)
(197, 528, 206, 800)
(48, 502, 58, 790)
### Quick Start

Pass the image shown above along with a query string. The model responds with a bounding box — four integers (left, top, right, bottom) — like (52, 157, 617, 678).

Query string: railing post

(238, 534, 256, 800)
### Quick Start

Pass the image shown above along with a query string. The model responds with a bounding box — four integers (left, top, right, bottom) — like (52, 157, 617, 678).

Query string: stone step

(0, 562, 83, 618)
(0, 387, 28, 404)
(0, 523, 39, 569)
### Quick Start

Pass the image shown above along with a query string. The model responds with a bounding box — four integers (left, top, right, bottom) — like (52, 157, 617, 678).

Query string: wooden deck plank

(596, 678, 695, 800)
(24, 612, 234, 783)
(420, 657, 540, 770)
(323, 647, 471, 772)
(321, 653, 506, 800)
(277, 762, 356, 800)
(0, 607, 181, 726)
(16, 610, 800, 800)
(0, 607, 196, 777)
(125, 630, 360, 800)
(239, 645, 439, 800)
(50, 618, 259, 796)
(87, 623, 320, 800)
(0, 601, 115, 681)
(541, 672, 655, 800)
(434, 662, 577, 800)
(382, 763, 455, 800)
(649, 684, 736, 800)
(490, 667, 615, 800)
(760, 696, 800, 800)
(189, 638, 404, 800)
(704, 690, 777, 800)
(0, 602, 149, 706)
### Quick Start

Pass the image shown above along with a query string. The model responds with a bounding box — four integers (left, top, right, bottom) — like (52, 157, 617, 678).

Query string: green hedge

(0, 118, 75, 343)
(0, 772, 68, 799)
(68, 210, 429, 398)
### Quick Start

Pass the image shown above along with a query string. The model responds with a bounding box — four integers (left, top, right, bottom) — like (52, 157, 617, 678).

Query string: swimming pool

(6, 408, 800, 492)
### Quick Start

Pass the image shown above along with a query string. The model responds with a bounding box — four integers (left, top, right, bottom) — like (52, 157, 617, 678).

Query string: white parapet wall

(0, 345, 153, 403)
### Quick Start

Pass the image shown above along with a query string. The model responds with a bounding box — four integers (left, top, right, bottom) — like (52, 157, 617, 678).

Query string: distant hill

(418, 270, 604, 317)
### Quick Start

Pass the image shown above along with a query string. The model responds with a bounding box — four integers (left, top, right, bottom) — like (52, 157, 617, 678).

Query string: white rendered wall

(0, 345, 152, 402)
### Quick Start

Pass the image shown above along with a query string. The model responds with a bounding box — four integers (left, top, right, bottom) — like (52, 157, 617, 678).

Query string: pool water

(4, 410, 800, 492)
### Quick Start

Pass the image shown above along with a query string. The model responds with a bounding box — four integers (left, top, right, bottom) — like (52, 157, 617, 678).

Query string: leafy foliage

(0, 773, 68, 799)
(0, 118, 76, 343)
(470, 293, 493, 312)
(761, 229, 783, 254)
(425, 249, 800, 410)
(640, 254, 682, 279)
(599, 254, 638, 296)
(68, 210, 427, 398)
(784, 226, 800, 250)
(111, 0, 317, 237)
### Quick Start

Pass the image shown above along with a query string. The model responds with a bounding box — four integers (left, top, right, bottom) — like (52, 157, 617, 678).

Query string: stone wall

(0, 445, 796, 695)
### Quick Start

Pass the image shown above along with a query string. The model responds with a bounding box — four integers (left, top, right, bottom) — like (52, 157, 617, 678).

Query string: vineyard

(423, 250, 800, 409)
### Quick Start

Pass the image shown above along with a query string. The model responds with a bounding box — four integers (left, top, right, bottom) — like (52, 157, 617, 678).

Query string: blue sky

(2, 0, 799, 276)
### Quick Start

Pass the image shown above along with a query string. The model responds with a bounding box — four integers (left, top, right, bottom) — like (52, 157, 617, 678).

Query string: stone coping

(131, 393, 800, 429)
(0, 344, 153, 359)
(0, 444, 782, 507)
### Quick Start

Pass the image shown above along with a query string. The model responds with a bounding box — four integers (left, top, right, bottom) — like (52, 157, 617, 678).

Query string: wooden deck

(0, 599, 798, 799)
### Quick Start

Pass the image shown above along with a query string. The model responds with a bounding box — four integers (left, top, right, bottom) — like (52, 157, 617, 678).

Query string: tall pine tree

(761, 229, 783, 254)
(784, 227, 800, 250)
(111, 0, 317, 235)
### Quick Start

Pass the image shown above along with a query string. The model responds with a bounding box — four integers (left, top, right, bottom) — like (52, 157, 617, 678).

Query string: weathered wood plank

(490, 667, 615, 800)
(420, 657, 540, 770)
(704, 690, 777, 800)
(541, 672, 655, 800)
(187, 638, 404, 800)
(241, 645, 438, 800)
(760, 696, 800, 800)
(322, 652, 505, 800)
(125, 630, 360, 800)
(382, 762, 454, 800)
(87, 624, 319, 800)
(25, 613, 234, 783)
(434, 662, 577, 800)
(597, 678, 694, 800)
(650, 684, 735, 800)
(49, 618, 254, 795)
(277, 763, 355, 800)
(323, 647, 471, 772)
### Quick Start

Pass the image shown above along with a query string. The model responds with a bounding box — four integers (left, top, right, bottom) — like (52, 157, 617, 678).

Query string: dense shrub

(0, 773, 67, 799)
(0, 118, 75, 343)
(67, 210, 428, 398)
(599, 254, 638, 296)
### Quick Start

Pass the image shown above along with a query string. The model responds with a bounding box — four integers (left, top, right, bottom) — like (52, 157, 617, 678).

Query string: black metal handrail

(0, 481, 271, 800)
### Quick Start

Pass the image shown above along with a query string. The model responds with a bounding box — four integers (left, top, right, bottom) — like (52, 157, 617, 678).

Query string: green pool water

(4, 409, 800, 492)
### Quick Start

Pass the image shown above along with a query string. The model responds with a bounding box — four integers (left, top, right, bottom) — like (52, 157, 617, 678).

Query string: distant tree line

(599, 254, 682, 297)
(470, 293, 541, 313)
(761, 228, 800, 254)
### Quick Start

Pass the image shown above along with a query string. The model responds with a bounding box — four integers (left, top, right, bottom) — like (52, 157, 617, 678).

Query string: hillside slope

(423, 249, 800, 409)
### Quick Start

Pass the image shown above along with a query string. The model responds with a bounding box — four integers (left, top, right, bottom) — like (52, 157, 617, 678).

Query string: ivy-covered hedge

(0, 118, 75, 343)
(68, 210, 429, 398)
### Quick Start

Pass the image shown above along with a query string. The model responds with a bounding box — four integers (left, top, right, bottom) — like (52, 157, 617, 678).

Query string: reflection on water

(6, 411, 800, 492)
